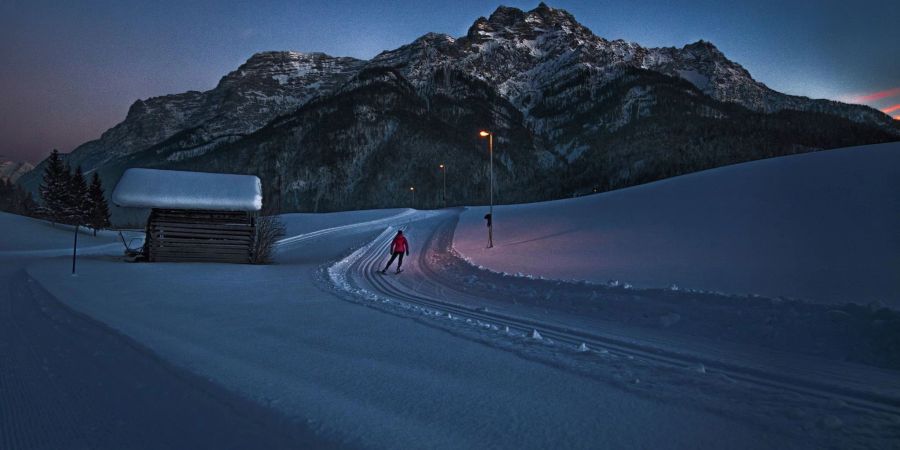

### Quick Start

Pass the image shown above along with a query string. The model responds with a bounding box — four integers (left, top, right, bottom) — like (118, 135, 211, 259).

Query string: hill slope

(454, 142, 900, 305)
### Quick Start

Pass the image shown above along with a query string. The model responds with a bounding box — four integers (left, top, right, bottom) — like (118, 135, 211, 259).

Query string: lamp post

(410, 186, 415, 209)
(439, 163, 446, 208)
(479, 130, 494, 248)
(72, 224, 79, 275)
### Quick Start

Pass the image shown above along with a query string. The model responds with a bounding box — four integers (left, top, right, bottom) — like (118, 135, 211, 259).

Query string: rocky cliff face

(54, 51, 364, 171)
(20, 3, 899, 215)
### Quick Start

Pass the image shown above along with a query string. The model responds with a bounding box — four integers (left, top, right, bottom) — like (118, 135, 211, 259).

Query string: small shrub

(251, 214, 286, 264)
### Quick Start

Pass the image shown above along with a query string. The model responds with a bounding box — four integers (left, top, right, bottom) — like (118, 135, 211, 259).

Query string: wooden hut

(112, 168, 263, 263)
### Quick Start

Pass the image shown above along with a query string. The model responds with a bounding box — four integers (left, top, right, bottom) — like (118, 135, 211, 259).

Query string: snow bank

(455, 143, 900, 306)
(0, 212, 121, 255)
(112, 168, 262, 211)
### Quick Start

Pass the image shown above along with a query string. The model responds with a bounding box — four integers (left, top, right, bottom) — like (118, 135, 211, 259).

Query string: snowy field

(455, 142, 900, 306)
(0, 212, 121, 254)
(3, 143, 900, 448)
(15, 212, 803, 449)
(0, 213, 330, 449)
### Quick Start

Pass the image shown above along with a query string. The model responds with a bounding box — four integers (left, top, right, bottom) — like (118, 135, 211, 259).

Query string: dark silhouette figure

(484, 213, 493, 248)
(382, 230, 410, 274)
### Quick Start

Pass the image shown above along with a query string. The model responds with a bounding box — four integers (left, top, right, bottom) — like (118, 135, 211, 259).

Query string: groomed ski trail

(327, 208, 900, 446)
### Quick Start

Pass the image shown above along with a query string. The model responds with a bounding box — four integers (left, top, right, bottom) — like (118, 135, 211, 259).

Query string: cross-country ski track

(329, 208, 900, 445)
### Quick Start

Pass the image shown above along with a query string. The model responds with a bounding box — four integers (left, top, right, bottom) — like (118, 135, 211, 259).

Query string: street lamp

(438, 163, 446, 208)
(410, 186, 415, 208)
(479, 130, 494, 248)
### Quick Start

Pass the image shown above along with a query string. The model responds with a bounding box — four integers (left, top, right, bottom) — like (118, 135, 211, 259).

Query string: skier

(381, 230, 410, 274)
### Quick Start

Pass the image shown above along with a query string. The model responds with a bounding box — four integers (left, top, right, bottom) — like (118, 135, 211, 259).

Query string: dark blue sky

(1, 0, 897, 163)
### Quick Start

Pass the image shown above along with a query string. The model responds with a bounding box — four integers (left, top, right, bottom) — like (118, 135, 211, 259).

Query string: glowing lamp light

(479, 129, 494, 248)
(410, 186, 415, 191)
(439, 164, 444, 169)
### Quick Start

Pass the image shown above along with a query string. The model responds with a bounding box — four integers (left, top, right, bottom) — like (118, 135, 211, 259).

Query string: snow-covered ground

(455, 142, 900, 306)
(278, 208, 411, 242)
(4, 143, 900, 448)
(328, 208, 900, 448)
(0, 212, 121, 254)
(5, 210, 812, 449)
(0, 213, 328, 449)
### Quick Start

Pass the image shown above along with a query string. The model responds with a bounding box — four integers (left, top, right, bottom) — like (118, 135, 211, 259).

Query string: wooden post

(250, 212, 257, 263)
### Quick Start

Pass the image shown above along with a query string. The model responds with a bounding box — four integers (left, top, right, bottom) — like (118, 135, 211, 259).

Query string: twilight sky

(1, 0, 898, 163)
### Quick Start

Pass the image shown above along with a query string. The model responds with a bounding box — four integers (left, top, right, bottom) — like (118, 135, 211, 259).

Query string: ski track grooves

(330, 209, 900, 420)
(275, 209, 418, 250)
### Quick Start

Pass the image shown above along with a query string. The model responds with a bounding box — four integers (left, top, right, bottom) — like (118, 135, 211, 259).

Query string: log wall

(146, 209, 255, 263)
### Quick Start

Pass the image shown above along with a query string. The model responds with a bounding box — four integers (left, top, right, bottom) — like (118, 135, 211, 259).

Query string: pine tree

(67, 165, 89, 226)
(87, 172, 111, 236)
(38, 149, 69, 224)
(0, 179, 12, 211)
(18, 189, 38, 216)
(0, 180, 38, 217)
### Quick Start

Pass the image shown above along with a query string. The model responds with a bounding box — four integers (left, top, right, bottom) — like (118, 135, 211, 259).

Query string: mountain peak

(491, 3, 581, 26)
(467, 3, 588, 41)
(242, 50, 350, 66)
(486, 5, 527, 26)
(527, 2, 578, 23)
(215, 51, 363, 91)
(0, 158, 35, 183)
(682, 40, 724, 57)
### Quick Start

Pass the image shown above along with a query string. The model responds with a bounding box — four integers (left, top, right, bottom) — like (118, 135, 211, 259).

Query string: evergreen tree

(66, 165, 89, 226)
(38, 149, 69, 224)
(0, 179, 38, 216)
(87, 172, 111, 235)
(18, 189, 38, 216)
(0, 179, 12, 211)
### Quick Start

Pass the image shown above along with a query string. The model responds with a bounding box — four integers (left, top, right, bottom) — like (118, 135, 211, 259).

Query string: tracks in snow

(330, 209, 900, 421)
(275, 209, 422, 251)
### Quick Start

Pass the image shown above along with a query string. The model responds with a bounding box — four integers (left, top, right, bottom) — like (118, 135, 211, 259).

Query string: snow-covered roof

(112, 168, 262, 211)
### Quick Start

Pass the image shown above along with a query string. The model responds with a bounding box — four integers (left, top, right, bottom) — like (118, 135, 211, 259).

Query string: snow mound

(112, 168, 262, 211)
(454, 143, 900, 306)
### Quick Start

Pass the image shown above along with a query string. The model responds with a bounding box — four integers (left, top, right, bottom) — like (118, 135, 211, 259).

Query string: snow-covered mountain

(55, 51, 364, 171)
(0, 158, 34, 183)
(19, 3, 899, 213)
(371, 4, 892, 128)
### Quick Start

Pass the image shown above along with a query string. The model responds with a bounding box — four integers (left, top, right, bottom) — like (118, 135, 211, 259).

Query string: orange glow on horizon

(882, 104, 900, 114)
(894, 115, 900, 121)
(848, 87, 900, 104)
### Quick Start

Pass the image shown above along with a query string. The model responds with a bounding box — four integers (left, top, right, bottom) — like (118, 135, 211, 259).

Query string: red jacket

(391, 235, 409, 254)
